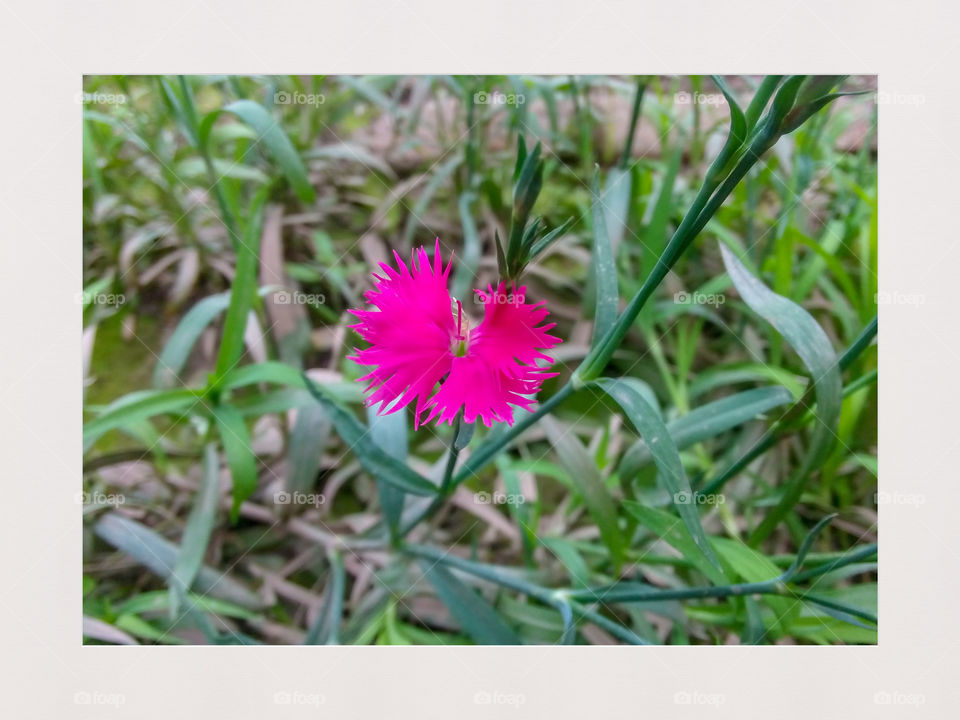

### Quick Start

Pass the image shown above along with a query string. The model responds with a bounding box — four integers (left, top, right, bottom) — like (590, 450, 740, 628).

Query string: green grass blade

(83, 389, 202, 452)
(213, 190, 267, 381)
(212, 404, 258, 522)
(718, 244, 842, 543)
(367, 403, 408, 537)
(641, 147, 681, 288)
(620, 386, 794, 475)
(94, 512, 261, 609)
(305, 551, 346, 644)
(622, 502, 726, 585)
(593, 377, 723, 574)
(286, 404, 331, 495)
(155, 293, 231, 387)
(170, 443, 221, 613)
(589, 169, 619, 345)
(542, 416, 624, 571)
(303, 375, 438, 496)
(224, 99, 315, 204)
(420, 561, 522, 645)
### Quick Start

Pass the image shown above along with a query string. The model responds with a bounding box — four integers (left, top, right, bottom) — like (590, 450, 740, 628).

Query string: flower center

(451, 299, 471, 357)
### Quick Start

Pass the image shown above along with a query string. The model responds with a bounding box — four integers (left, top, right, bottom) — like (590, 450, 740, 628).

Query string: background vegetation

(81, 75, 878, 645)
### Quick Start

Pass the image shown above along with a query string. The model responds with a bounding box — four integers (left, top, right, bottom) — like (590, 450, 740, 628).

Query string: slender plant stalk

(453, 381, 574, 484)
(176, 76, 241, 250)
(699, 315, 877, 496)
(619, 79, 646, 170)
(400, 416, 465, 535)
(403, 540, 878, 630)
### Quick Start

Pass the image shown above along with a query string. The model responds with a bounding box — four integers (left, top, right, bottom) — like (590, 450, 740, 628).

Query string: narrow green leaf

(174, 157, 269, 184)
(212, 404, 257, 522)
(781, 514, 838, 581)
(367, 403, 408, 536)
(286, 404, 331, 494)
(542, 417, 624, 570)
(420, 561, 522, 645)
(213, 190, 267, 380)
(83, 389, 203, 452)
(221, 361, 306, 390)
(541, 538, 591, 589)
(718, 244, 842, 543)
(224, 99, 315, 203)
(711, 538, 797, 633)
(155, 293, 231, 387)
(303, 375, 437, 496)
(156, 288, 278, 388)
(590, 169, 618, 346)
(620, 386, 793, 475)
(623, 501, 726, 585)
(744, 76, 783, 132)
(593, 377, 723, 574)
(602, 167, 632, 252)
(114, 591, 257, 621)
(305, 551, 346, 645)
(170, 443, 221, 610)
(705, 76, 747, 186)
(94, 512, 261, 609)
(642, 147, 681, 286)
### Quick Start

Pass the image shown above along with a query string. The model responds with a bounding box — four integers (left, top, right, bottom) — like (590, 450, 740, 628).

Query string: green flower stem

(402, 543, 649, 643)
(451, 381, 575, 485)
(440, 415, 462, 496)
(567, 600, 649, 645)
(564, 542, 877, 624)
(398, 416, 464, 536)
(403, 541, 877, 636)
(577, 122, 779, 384)
(699, 315, 877, 496)
(789, 543, 878, 583)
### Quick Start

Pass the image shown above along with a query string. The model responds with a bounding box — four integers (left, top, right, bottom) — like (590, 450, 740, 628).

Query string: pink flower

(349, 239, 561, 428)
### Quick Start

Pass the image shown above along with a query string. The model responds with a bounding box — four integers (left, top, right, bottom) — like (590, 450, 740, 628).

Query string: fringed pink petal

(349, 240, 454, 417)
(470, 282, 561, 372)
(420, 357, 539, 428)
